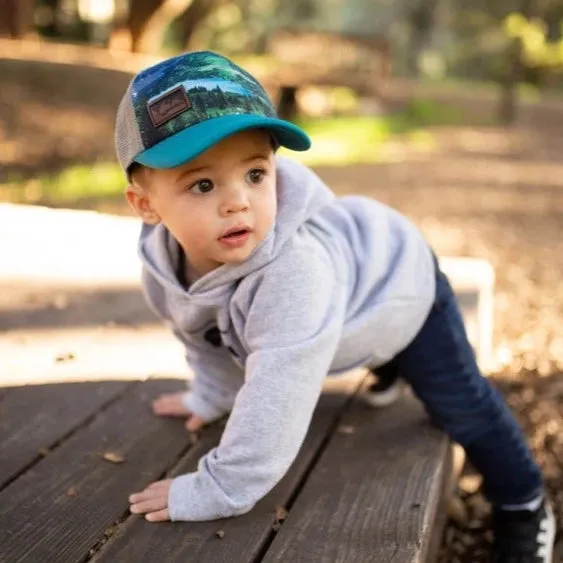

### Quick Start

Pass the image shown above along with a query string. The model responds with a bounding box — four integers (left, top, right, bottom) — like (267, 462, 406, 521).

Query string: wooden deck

(0, 373, 450, 563)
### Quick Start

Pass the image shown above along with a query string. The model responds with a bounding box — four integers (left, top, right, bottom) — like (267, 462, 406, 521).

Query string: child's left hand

(129, 479, 173, 522)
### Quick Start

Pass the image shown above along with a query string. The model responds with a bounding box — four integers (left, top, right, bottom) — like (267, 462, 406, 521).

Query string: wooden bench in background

(263, 29, 391, 119)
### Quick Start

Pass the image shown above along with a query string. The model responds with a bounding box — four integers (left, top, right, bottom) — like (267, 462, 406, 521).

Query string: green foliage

(285, 99, 466, 165)
(39, 163, 125, 200)
(402, 99, 465, 125)
(504, 13, 563, 69)
(0, 163, 126, 205)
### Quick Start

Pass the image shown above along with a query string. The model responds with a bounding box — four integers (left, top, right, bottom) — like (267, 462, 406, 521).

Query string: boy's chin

(220, 247, 255, 265)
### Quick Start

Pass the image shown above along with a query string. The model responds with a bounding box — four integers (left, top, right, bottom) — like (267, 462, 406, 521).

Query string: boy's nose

(219, 185, 250, 216)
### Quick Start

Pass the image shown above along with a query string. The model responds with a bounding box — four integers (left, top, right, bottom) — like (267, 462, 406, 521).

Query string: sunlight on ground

(0, 320, 366, 392)
(0, 325, 188, 386)
(0, 203, 142, 283)
(0, 205, 497, 386)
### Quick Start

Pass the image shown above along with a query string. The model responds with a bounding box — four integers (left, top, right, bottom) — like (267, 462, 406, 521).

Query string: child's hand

(152, 392, 205, 432)
(129, 479, 173, 522)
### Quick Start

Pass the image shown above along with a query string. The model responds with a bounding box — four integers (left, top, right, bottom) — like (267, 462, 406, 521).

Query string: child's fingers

(185, 414, 205, 432)
(152, 393, 190, 417)
(130, 497, 167, 515)
(145, 508, 170, 522)
(129, 480, 172, 505)
(147, 479, 173, 490)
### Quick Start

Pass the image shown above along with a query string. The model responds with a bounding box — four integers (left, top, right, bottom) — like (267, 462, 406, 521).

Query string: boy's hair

(128, 162, 143, 182)
(115, 51, 310, 178)
(128, 162, 150, 188)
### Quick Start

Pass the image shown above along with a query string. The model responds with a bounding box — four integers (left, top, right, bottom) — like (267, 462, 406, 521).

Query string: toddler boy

(115, 51, 555, 562)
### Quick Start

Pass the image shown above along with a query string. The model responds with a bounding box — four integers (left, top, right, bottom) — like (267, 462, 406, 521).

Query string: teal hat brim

(134, 114, 311, 169)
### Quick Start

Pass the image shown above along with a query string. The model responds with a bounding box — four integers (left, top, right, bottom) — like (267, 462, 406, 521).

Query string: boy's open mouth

(220, 225, 252, 239)
(222, 229, 248, 238)
(219, 225, 252, 247)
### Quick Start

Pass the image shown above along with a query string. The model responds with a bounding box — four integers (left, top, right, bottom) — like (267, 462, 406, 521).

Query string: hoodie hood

(138, 156, 335, 307)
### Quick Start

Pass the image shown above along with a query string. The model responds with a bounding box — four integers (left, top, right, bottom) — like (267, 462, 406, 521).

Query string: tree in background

(405, 0, 440, 77)
(0, 0, 35, 38)
(126, 0, 193, 52)
(499, 0, 539, 125)
(3, 0, 563, 127)
(501, 3, 563, 122)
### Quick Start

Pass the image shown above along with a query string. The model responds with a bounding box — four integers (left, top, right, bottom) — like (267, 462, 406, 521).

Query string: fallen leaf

(275, 505, 288, 522)
(53, 295, 68, 310)
(447, 495, 469, 527)
(55, 352, 76, 363)
(67, 486, 77, 497)
(337, 425, 355, 435)
(37, 447, 50, 457)
(459, 474, 482, 495)
(272, 505, 288, 531)
(215, 529, 225, 539)
(102, 451, 125, 464)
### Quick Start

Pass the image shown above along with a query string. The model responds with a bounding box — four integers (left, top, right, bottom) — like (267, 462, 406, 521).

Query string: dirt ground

(1, 55, 562, 560)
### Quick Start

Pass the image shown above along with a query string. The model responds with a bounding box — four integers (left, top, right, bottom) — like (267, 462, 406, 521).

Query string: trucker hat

(115, 50, 311, 173)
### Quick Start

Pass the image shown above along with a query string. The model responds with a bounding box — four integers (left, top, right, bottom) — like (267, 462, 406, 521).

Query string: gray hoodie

(139, 156, 436, 521)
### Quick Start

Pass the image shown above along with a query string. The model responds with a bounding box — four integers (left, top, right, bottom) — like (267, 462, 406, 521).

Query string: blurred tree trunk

(499, 38, 523, 125)
(277, 85, 298, 121)
(406, 0, 439, 77)
(0, 0, 35, 38)
(499, 0, 539, 125)
(128, 0, 193, 53)
(177, 0, 222, 49)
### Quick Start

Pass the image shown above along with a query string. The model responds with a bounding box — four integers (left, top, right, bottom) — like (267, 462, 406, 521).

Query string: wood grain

(0, 378, 190, 563)
(0, 380, 131, 489)
(262, 392, 450, 563)
(91, 373, 365, 563)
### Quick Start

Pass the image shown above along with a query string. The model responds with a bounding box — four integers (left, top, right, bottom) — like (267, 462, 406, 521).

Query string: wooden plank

(91, 372, 365, 563)
(0, 378, 192, 563)
(262, 392, 450, 563)
(0, 380, 131, 489)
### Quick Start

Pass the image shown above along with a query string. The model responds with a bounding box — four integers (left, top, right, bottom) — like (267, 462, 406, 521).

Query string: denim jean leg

(394, 264, 543, 506)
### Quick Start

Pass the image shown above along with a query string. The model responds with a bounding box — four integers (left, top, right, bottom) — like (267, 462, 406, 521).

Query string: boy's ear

(125, 185, 161, 225)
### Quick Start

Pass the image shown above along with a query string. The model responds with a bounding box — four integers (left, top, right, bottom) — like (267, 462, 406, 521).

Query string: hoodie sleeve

(141, 266, 244, 423)
(167, 245, 345, 521)
(180, 342, 244, 423)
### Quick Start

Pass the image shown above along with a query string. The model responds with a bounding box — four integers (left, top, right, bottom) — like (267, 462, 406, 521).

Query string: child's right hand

(152, 393, 205, 433)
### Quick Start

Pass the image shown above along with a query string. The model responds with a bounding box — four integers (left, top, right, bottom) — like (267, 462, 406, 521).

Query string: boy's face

(126, 129, 277, 277)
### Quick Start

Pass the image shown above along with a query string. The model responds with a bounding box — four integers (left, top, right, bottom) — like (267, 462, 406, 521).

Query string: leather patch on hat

(147, 86, 191, 127)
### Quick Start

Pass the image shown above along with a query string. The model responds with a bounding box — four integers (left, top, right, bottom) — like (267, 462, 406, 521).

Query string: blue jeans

(376, 256, 543, 506)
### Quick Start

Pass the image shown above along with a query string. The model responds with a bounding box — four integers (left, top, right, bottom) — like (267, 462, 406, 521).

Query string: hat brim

(134, 114, 311, 169)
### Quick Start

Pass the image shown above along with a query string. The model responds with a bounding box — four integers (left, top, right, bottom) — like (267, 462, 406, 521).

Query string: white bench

(440, 257, 495, 370)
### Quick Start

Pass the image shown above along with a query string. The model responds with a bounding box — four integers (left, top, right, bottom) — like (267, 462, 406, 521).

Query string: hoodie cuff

(168, 466, 254, 521)
(181, 392, 227, 423)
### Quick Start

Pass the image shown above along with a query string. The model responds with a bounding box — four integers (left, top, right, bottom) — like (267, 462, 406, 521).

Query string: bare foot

(152, 392, 191, 417)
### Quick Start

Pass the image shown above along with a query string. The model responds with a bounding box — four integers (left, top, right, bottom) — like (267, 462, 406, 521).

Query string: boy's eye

(247, 169, 265, 185)
(190, 179, 214, 194)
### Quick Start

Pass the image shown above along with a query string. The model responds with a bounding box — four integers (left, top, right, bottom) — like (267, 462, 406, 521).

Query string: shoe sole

(539, 501, 556, 563)
(359, 381, 404, 408)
